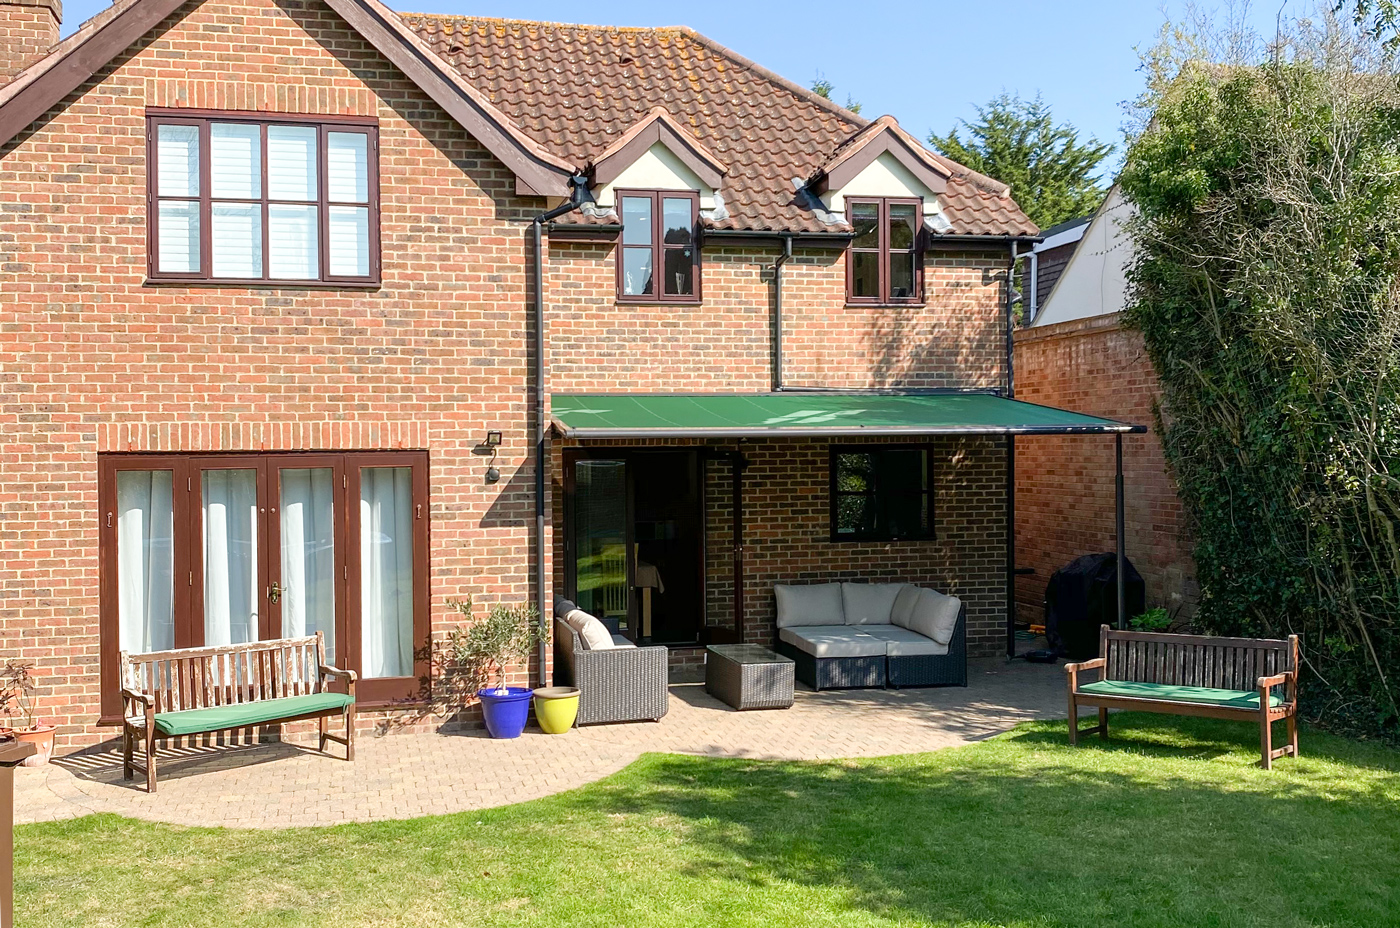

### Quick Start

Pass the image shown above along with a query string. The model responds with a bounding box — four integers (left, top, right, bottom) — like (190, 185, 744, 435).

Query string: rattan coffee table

(705, 644, 795, 710)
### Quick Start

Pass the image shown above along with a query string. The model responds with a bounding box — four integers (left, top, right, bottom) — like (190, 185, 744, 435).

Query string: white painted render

(593, 142, 715, 209)
(825, 150, 938, 211)
(1033, 185, 1136, 327)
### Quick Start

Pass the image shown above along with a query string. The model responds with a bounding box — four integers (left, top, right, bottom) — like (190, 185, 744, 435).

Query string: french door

(98, 451, 428, 719)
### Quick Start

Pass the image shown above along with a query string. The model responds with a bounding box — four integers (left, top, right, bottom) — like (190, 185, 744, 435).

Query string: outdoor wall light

(476, 430, 503, 483)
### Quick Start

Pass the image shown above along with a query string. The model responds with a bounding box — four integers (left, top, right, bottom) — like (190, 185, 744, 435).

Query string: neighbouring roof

(1032, 215, 1092, 253)
(400, 15, 1038, 237)
(551, 393, 1143, 438)
(0, 0, 1038, 237)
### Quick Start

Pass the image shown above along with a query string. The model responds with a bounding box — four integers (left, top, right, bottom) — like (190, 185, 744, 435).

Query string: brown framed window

(616, 189, 700, 302)
(97, 451, 428, 718)
(146, 110, 380, 286)
(830, 445, 935, 542)
(846, 197, 923, 304)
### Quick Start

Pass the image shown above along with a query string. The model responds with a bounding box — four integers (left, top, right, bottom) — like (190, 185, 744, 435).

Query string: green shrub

(1129, 608, 1172, 633)
(1121, 26, 1400, 740)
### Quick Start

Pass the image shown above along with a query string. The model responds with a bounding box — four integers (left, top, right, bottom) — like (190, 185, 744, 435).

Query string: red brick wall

(0, 0, 58, 84)
(0, 0, 543, 749)
(1013, 314, 1197, 625)
(546, 243, 1010, 392)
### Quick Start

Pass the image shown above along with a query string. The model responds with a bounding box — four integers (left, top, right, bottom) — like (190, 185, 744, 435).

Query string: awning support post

(1005, 434, 1016, 659)
(731, 451, 746, 642)
(1116, 433, 1126, 630)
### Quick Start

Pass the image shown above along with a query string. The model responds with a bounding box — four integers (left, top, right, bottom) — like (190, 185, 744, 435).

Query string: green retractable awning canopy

(550, 393, 1145, 438)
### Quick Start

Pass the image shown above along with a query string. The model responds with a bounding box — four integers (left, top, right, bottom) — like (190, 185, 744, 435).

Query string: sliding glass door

(99, 451, 428, 718)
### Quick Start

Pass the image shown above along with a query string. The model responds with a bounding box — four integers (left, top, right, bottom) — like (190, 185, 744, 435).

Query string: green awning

(551, 393, 1145, 438)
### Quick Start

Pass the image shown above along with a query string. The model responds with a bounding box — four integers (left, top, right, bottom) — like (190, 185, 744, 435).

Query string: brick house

(0, 0, 1136, 752)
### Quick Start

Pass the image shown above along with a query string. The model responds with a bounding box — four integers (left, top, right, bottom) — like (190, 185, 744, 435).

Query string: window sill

(615, 298, 704, 307)
(829, 536, 938, 544)
(845, 302, 926, 309)
(145, 278, 382, 291)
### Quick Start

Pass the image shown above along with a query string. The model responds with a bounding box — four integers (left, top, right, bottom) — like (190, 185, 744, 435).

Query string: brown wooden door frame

(345, 451, 430, 704)
(99, 450, 429, 721)
(264, 455, 349, 669)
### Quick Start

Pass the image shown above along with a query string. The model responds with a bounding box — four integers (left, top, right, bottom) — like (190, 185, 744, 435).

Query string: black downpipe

(532, 176, 588, 686)
(772, 235, 794, 391)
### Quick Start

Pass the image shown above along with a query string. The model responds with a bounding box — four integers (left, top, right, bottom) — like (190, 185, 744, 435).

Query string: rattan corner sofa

(552, 597, 669, 725)
(772, 582, 967, 690)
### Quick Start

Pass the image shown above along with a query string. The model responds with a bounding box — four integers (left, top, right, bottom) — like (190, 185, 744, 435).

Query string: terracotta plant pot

(11, 724, 55, 766)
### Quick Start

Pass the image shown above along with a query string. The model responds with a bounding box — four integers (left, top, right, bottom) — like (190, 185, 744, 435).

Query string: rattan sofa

(552, 599, 669, 725)
(772, 582, 968, 690)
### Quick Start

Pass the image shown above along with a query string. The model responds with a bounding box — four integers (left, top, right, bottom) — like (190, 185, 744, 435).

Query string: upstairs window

(617, 190, 699, 302)
(830, 446, 934, 542)
(147, 112, 380, 285)
(846, 197, 922, 304)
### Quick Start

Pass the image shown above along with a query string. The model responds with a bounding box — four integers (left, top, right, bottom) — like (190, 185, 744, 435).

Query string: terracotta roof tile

(398, 14, 1036, 237)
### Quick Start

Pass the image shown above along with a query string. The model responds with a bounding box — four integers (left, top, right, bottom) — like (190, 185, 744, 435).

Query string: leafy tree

(810, 73, 862, 115)
(928, 93, 1112, 229)
(1341, 0, 1400, 46)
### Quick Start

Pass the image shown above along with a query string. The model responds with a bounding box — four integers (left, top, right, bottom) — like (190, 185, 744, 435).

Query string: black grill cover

(1044, 553, 1146, 660)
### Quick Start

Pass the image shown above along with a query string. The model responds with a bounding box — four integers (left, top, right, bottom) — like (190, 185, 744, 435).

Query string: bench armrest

(1065, 657, 1106, 692)
(120, 687, 154, 722)
(320, 664, 358, 696)
(1257, 672, 1289, 689)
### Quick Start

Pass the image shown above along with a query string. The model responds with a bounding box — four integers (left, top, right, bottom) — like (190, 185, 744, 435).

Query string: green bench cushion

(1079, 680, 1285, 710)
(153, 693, 354, 737)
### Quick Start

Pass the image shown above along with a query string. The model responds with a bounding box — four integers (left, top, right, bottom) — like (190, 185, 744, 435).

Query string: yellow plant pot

(532, 687, 580, 734)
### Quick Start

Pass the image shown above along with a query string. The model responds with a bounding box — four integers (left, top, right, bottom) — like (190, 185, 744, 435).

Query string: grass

(19, 714, 1400, 927)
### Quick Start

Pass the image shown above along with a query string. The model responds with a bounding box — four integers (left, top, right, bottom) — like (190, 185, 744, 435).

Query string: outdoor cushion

(564, 609, 616, 651)
(840, 582, 905, 625)
(778, 626, 888, 659)
(862, 625, 950, 657)
(153, 693, 353, 737)
(904, 589, 962, 646)
(890, 584, 922, 629)
(1079, 680, 1285, 710)
(774, 583, 845, 629)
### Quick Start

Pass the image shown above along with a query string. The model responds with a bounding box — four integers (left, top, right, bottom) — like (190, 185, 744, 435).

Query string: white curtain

(269, 204, 319, 279)
(327, 132, 368, 202)
(210, 123, 260, 199)
(280, 468, 336, 662)
(155, 124, 201, 274)
(360, 467, 414, 678)
(116, 470, 175, 654)
(203, 469, 260, 647)
(328, 206, 368, 276)
(157, 200, 200, 274)
(267, 125, 317, 200)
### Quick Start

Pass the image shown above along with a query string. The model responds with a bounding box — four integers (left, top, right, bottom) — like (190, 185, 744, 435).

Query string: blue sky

(62, 1, 1291, 166)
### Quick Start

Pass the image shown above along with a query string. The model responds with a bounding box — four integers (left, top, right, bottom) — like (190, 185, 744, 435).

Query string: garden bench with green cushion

(1066, 625, 1299, 769)
(120, 633, 355, 793)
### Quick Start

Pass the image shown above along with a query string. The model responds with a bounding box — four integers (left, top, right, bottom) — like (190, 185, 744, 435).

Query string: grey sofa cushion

(564, 608, 616, 651)
(778, 626, 888, 658)
(774, 583, 845, 629)
(840, 582, 906, 625)
(890, 585, 923, 629)
(905, 589, 962, 646)
(864, 625, 950, 657)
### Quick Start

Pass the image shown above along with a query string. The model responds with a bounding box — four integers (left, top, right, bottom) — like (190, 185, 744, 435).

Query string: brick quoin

(1013, 314, 1198, 626)
(0, 0, 1020, 752)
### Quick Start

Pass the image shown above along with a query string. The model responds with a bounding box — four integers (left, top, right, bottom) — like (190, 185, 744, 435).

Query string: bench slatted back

(120, 633, 325, 715)
(1101, 626, 1296, 690)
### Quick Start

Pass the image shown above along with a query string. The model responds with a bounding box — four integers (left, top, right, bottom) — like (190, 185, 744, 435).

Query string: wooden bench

(1066, 625, 1299, 768)
(120, 633, 356, 792)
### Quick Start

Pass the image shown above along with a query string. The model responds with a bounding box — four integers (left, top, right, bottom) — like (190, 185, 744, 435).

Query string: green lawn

(20, 714, 1400, 927)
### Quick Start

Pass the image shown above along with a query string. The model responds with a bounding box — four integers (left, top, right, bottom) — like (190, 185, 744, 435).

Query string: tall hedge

(1120, 59, 1400, 740)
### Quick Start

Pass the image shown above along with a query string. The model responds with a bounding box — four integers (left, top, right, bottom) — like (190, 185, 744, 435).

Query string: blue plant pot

(478, 687, 533, 739)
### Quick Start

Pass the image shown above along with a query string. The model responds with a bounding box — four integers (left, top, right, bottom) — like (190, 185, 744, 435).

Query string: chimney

(0, 0, 60, 85)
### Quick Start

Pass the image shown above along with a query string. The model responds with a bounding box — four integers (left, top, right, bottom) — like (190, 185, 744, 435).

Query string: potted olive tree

(1, 660, 55, 766)
(446, 596, 545, 739)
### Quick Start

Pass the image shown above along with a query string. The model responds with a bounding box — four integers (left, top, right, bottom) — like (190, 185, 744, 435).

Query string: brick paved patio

(16, 659, 1067, 829)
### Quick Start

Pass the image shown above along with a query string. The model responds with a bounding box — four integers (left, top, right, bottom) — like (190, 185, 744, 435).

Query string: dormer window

(847, 197, 922, 305)
(617, 189, 699, 302)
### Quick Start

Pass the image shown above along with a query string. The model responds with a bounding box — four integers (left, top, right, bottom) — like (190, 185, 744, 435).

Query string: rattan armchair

(552, 615, 669, 725)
